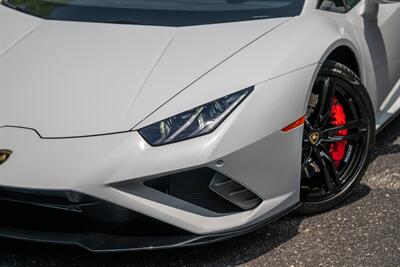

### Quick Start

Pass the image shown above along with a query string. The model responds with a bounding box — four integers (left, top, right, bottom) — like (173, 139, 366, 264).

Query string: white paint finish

(0, 5, 42, 57)
(124, 18, 289, 128)
(3, 4, 393, 138)
(0, 1, 400, 237)
(0, 69, 307, 233)
(136, 11, 360, 128)
(347, 2, 400, 113)
(0, 6, 288, 137)
(1, 17, 174, 136)
(301, 0, 319, 14)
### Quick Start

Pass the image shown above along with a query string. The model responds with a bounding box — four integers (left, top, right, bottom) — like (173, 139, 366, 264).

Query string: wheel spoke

(322, 119, 367, 135)
(302, 161, 320, 178)
(312, 147, 339, 192)
(313, 77, 336, 128)
(319, 146, 342, 186)
(304, 119, 313, 130)
(323, 129, 367, 142)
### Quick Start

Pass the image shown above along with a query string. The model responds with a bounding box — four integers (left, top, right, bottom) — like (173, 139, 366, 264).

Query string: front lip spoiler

(0, 203, 301, 253)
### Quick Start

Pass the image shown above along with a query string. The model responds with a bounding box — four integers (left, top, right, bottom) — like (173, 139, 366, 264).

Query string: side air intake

(144, 168, 262, 214)
(209, 173, 262, 211)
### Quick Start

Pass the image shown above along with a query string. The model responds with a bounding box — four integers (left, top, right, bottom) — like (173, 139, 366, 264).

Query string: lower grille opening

(144, 168, 262, 214)
(0, 187, 190, 237)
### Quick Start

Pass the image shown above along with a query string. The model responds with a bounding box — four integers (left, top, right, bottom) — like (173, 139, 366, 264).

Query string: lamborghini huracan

(0, 0, 399, 251)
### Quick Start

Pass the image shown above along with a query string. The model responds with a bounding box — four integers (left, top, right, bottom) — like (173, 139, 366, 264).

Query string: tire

(297, 60, 375, 214)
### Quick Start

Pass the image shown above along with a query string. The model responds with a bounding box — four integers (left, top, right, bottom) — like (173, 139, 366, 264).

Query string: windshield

(2, 0, 304, 26)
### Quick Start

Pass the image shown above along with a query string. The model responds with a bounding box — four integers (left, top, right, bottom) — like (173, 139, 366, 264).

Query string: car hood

(0, 5, 289, 137)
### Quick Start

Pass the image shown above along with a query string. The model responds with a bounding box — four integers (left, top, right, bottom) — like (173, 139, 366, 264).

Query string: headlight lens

(139, 87, 253, 146)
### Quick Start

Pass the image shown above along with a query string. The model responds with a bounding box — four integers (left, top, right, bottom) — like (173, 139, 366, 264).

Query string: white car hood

(0, 6, 289, 137)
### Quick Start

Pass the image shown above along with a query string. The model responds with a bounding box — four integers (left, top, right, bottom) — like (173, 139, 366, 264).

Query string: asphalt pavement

(0, 116, 399, 267)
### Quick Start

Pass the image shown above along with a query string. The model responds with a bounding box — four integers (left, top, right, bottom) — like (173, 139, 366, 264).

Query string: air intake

(144, 168, 262, 214)
(209, 173, 262, 211)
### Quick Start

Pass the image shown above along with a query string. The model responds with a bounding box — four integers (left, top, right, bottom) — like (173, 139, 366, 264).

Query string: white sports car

(0, 0, 399, 252)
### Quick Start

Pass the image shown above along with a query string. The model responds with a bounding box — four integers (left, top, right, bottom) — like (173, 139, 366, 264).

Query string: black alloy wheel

(298, 61, 375, 214)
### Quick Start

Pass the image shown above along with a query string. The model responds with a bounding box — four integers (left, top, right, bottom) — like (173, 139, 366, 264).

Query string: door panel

(347, 2, 400, 122)
(377, 6, 400, 90)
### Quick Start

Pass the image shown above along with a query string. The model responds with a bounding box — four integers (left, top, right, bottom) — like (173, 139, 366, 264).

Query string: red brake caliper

(329, 98, 348, 167)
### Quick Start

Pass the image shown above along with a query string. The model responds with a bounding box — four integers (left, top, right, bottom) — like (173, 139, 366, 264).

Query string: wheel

(297, 61, 375, 214)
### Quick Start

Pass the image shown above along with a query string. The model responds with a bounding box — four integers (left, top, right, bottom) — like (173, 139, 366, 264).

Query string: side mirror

(361, 0, 400, 19)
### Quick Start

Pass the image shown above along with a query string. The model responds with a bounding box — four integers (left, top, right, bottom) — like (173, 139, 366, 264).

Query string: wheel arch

(303, 39, 365, 114)
(326, 46, 360, 78)
(320, 40, 363, 82)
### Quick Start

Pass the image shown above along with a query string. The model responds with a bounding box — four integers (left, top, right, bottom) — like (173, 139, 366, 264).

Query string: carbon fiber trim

(0, 186, 300, 252)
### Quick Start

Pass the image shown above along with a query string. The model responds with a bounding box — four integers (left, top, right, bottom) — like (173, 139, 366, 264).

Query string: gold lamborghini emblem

(309, 132, 320, 145)
(0, 150, 12, 166)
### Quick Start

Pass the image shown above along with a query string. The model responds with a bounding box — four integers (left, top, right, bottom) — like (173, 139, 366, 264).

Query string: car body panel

(0, 65, 315, 234)
(135, 10, 363, 129)
(346, 2, 400, 127)
(0, 5, 41, 56)
(0, 0, 400, 251)
(0, 5, 289, 137)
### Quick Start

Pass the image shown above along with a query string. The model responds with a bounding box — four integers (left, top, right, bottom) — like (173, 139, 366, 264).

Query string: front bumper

(0, 66, 314, 250)
(0, 186, 300, 252)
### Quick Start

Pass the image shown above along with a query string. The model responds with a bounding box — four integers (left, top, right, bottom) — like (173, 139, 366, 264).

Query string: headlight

(139, 87, 253, 146)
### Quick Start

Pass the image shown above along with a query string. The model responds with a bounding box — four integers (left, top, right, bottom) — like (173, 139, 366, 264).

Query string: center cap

(309, 132, 320, 145)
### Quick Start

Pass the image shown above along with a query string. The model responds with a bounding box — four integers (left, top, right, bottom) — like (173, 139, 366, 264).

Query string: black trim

(317, 0, 361, 13)
(377, 110, 400, 134)
(144, 167, 262, 214)
(144, 168, 243, 213)
(0, 125, 131, 139)
(0, 186, 300, 252)
(345, 0, 362, 10)
(1, 0, 304, 27)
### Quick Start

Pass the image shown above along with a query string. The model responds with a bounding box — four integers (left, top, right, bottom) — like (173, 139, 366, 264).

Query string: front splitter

(0, 202, 301, 252)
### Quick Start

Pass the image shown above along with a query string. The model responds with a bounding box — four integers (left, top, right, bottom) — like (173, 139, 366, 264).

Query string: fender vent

(209, 173, 262, 211)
